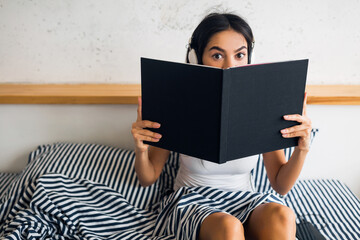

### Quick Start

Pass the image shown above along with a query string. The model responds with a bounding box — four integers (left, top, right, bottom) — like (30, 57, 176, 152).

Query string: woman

(132, 12, 312, 240)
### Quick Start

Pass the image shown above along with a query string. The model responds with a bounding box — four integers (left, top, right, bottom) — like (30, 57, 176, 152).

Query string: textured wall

(0, 0, 359, 84)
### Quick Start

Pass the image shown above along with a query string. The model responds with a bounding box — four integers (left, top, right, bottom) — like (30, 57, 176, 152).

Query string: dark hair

(186, 12, 255, 64)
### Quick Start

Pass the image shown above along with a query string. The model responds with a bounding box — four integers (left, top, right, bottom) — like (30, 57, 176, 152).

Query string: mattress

(0, 141, 358, 239)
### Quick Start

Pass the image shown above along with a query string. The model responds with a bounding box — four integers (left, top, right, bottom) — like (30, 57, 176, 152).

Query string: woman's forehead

(206, 29, 247, 49)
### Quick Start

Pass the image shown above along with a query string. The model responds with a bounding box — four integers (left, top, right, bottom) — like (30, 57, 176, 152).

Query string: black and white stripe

(1, 143, 179, 238)
(0, 173, 19, 197)
(1, 128, 359, 240)
(286, 179, 360, 239)
(153, 186, 284, 240)
(3, 174, 159, 239)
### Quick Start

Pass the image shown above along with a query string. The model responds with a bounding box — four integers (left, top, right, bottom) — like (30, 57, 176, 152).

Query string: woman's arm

(263, 93, 312, 195)
(263, 148, 308, 195)
(134, 146, 170, 187)
(131, 97, 170, 187)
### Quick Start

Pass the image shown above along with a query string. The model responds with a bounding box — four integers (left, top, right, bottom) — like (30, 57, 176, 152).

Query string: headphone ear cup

(250, 50, 255, 64)
(248, 41, 255, 64)
(188, 48, 198, 64)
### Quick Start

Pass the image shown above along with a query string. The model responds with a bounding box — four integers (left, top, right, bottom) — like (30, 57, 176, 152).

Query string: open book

(141, 57, 308, 164)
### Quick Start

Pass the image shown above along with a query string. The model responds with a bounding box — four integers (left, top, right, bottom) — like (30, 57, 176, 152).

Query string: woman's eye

(212, 53, 223, 60)
(236, 53, 245, 59)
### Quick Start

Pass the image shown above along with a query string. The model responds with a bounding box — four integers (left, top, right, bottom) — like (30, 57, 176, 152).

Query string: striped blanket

(0, 142, 359, 239)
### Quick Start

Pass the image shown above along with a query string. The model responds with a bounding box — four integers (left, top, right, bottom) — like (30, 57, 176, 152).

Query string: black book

(141, 57, 308, 164)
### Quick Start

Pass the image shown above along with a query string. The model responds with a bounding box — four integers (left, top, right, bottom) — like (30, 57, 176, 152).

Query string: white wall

(1, 0, 360, 84)
(0, 0, 360, 197)
(302, 105, 360, 197)
(1, 104, 360, 198)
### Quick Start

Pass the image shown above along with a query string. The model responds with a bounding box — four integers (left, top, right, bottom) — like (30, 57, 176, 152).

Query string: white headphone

(187, 37, 198, 64)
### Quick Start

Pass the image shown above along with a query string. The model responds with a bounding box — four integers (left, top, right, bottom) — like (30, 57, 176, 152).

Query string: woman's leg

(244, 202, 296, 240)
(199, 212, 245, 240)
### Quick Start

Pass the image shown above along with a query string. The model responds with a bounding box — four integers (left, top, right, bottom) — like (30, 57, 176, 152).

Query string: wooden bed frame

(0, 84, 360, 105)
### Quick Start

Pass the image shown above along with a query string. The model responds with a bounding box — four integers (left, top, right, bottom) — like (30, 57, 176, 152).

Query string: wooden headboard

(0, 84, 359, 105)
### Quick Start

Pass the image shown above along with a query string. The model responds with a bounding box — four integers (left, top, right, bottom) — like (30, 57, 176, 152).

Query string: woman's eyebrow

(234, 46, 247, 52)
(209, 46, 225, 52)
(208, 46, 247, 52)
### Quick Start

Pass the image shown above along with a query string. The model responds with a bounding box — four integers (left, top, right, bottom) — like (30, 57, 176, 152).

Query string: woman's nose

(222, 58, 236, 69)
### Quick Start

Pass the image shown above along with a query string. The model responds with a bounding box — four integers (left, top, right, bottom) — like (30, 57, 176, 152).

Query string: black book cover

(141, 57, 308, 164)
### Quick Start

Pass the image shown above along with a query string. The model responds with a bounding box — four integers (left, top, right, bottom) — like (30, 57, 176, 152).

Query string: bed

(0, 129, 359, 239)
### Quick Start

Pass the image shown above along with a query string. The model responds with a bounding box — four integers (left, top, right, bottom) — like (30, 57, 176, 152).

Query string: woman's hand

(131, 96, 162, 153)
(281, 92, 312, 151)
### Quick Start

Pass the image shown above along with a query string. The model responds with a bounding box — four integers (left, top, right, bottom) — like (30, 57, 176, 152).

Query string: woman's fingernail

(281, 129, 287, 133)
(282, 134, 288, 137)
(156, 134, 162, 138)
(154, 123, 161, 128)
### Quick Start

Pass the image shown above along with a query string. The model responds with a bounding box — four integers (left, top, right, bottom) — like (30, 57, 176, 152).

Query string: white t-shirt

(174, 153, 259, 192)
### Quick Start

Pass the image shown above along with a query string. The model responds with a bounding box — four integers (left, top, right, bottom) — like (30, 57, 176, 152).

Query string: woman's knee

(244, 203, 296, 239)
(199, 212, 244, 240)
(265, 203, 296, 227)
